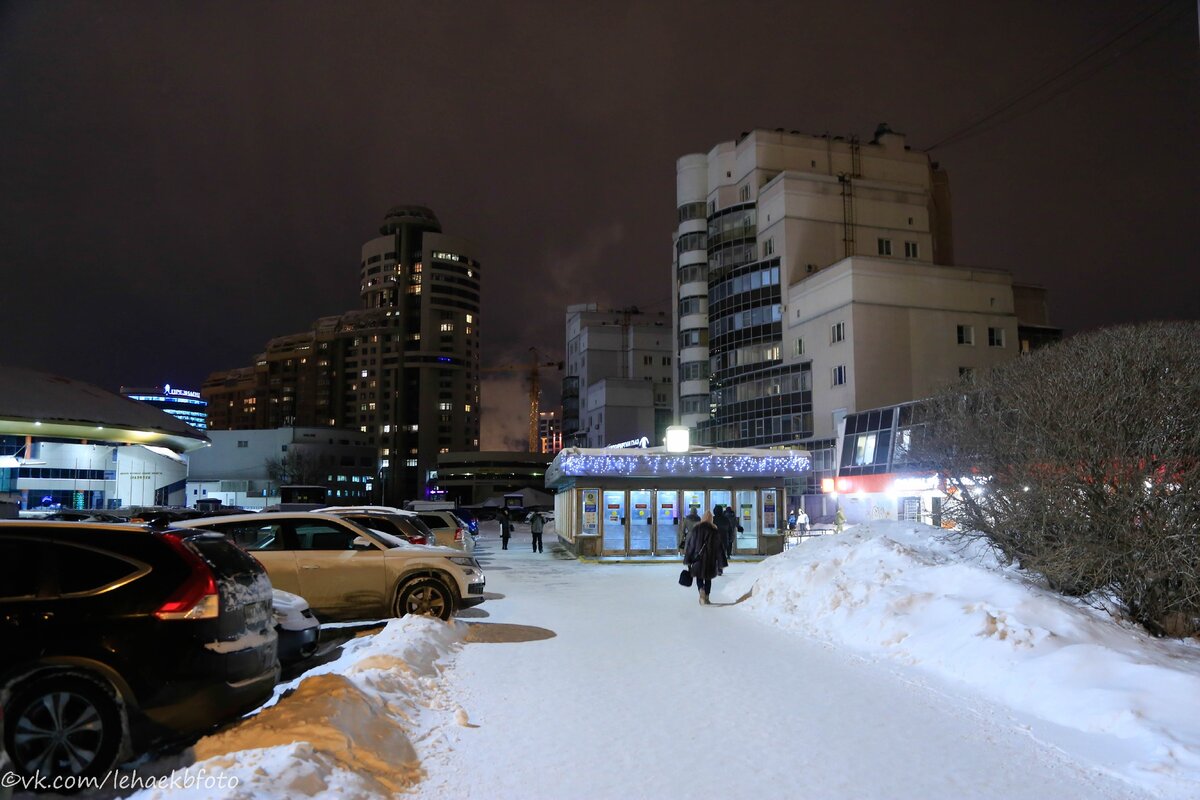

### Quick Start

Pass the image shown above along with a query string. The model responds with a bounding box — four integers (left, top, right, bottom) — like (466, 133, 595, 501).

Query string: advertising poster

(582, 489, 598, 534)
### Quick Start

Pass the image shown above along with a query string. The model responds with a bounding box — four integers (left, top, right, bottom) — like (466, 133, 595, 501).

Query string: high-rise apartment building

(203, 206, 480, 502)
(673, 126, 1055, 502)
(562, 304, 673, 448)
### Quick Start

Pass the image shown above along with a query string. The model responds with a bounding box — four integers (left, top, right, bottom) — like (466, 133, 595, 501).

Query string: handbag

(678, 568, 693, 587)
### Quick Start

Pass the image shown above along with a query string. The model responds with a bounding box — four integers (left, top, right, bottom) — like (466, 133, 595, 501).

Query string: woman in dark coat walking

(684, 510, 728, 605)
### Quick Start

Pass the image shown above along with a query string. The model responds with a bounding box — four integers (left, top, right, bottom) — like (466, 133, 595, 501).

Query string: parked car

(321, 510, 430, 546)
(273, 589, 320, 664)
(177, 512, 486, 621)
(454, 508, 480, 538)
(0, 522, 278, 783)
(412, 510, 473, 551)
(37, 510, 128, 523)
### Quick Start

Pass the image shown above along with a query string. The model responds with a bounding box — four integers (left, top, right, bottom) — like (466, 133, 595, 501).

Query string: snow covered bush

(916, 321, 1200, 637)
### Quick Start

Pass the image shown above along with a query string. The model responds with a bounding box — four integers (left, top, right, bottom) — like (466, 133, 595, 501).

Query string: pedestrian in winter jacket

(713, 505, 734, 558)
(723, 505, 743, 557)
(499, 509, 513, 549)
(680, 508, 701, 553)
(684, 511, 727, 605)
(529, 511, 545, 553)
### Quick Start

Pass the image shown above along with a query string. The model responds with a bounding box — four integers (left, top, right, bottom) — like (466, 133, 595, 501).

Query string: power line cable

(926, 0, 1182, 150)
(934, 5, 1189, 149)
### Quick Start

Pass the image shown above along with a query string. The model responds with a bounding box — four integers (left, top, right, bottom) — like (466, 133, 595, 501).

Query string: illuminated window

(383, 424, 391, 433)
(361, 369, 369, 378)
(406, 458, 418, 467)
(439, 402, 452, 411)
(406, 285, 421, 295)
(464, 404, 471, 412)
(465, 314, 473, 323)
(440, 322, 454, 332)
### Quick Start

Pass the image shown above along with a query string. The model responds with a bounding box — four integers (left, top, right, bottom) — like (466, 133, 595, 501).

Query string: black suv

(0, 522, 279, 783)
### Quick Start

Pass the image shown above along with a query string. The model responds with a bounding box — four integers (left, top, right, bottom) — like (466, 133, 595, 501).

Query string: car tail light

(154, 533, 220, 620)
(412, 535, 427, 545)
(455, 527, 463, 542)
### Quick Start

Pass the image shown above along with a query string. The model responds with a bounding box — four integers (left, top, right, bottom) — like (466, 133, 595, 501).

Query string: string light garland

(547, 448, 811, 485)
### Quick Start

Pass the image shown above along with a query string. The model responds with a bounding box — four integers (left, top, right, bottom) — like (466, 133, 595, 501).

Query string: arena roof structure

(0, 367, 210, 454)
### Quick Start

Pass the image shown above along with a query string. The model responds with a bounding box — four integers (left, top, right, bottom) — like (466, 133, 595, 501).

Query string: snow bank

(131, 617, 467, 799)
(718, 521, 1200, 797)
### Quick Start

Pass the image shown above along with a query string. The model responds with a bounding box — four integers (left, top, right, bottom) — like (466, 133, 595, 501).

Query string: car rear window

(417, 513, 449, 529)
(185, 533, 265, 578)
(0, 538, 43, 599)
(54, 543, 144, 596)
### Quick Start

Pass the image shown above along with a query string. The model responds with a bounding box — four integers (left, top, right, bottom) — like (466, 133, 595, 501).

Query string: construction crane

(480, 348, 563, 452)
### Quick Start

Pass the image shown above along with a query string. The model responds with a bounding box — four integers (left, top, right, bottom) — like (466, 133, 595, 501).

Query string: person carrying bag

(682, 510, 727, 605)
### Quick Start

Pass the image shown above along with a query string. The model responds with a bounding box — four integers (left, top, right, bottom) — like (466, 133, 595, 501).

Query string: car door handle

(302, 564, 321, 570)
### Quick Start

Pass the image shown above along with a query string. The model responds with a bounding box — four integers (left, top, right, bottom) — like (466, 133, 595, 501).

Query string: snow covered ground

(113, 519, 1198, 800)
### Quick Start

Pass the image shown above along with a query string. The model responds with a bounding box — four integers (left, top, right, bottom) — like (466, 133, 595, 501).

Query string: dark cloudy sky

(2, 1, 1196, 449)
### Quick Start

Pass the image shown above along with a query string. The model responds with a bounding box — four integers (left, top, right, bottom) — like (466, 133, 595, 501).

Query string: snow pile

(132, 616, 466, 799)
(719, 521, 1200, 796)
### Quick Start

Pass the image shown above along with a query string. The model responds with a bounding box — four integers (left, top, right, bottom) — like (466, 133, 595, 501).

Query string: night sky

(2, 1, 1196, 449)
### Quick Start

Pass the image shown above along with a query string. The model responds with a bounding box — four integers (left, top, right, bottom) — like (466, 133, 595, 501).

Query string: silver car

(178, 512, 485, 621)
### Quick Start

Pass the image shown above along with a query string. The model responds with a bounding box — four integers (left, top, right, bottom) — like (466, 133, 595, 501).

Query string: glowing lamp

(665, 426, 690, 453)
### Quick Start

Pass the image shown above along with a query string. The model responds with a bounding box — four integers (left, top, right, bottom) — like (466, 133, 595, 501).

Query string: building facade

(202, 206, 481, 502)
(538, 410, 563, 454)
(562, 304, 673, 448)
(432, 451, 554, 506)
(672, 126, 1057, 508)
(121, 384, 209, 430)
(186, 428, 376, 510)
(0, 368, 209, 513)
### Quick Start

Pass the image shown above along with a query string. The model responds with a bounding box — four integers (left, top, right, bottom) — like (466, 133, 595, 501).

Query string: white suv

(178, 512, 485, 621)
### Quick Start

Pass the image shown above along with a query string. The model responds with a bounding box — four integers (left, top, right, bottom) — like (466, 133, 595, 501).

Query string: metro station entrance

(601, 488, 684, 555)
(546, 445, 807, 560)
(595, 487, 777, 557)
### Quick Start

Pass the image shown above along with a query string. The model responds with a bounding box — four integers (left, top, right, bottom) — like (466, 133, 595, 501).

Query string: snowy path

(415, 523, 1147, 800)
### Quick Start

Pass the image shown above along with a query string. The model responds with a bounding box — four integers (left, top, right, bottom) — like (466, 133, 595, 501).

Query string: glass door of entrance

(735, 490, 758, 552)
(628, 490, 653, 554)
(602, 490, 626, 554)
(655, 491, 680, 554)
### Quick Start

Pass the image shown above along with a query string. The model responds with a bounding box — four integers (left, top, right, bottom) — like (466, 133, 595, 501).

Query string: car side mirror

(352, 537, 376, 550)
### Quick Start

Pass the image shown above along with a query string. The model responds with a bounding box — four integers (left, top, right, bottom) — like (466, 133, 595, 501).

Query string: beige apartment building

(672, 126, 1057, 502)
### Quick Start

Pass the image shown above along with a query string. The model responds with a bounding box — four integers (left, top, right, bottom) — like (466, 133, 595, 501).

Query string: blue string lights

(547, 449, 811, 485)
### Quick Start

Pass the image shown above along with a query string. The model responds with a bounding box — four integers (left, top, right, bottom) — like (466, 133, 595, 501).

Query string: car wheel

(4, 673, 125, 781)
(394, 578, 453, 621)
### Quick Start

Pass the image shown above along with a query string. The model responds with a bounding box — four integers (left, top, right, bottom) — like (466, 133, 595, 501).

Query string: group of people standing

(679, 505, 742, 605)
(496, 508, 547, 553)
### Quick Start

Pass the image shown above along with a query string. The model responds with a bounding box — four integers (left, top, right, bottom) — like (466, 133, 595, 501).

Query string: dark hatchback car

(0, 522, 279, 783)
